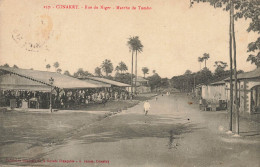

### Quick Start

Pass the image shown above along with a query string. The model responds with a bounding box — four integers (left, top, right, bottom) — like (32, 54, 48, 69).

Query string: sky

(0, 0, 258, 78)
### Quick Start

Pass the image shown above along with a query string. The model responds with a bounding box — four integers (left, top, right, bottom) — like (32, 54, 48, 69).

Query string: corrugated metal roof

(86, 77, 131, 87)
(0, 67, 104, 89)
(224, 68, 260, 81)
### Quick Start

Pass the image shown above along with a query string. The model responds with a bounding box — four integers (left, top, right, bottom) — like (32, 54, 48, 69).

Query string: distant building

(133, 76, 151, 93)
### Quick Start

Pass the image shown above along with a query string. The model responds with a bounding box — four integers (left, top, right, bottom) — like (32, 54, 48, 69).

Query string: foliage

(171, 68, 213, 92)
(127, 36, 143, 53)
(246, 53, 260, 68)
(114, 72, 132, 84)
(94, 67, 102, 76)
(142, 67, 149, 78)
(184, 70, 192, 75)
(214, 61, 228, 79)
(46, 64, 51, 70)
(202, 53, 210, 68)
(101, 59, 114, 76)
(160, 78, 170, 88)
(53, 62, 59, 69)
(247, 37, 260, 68)
(3, 63, 10, 67)
(13, 65, 19, 68)
(115, 61, 128, 73)
(63, 70, 71, 76)
(147, 72, 162, 91)
(73, 68, 93, 78)
(57, 68, 62, 74)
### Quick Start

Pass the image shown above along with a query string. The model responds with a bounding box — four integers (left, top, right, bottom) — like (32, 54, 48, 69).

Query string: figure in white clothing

(143, 100, 151, 116)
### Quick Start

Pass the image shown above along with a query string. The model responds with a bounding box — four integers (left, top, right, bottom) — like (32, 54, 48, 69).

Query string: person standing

(143, 100, 151, 116)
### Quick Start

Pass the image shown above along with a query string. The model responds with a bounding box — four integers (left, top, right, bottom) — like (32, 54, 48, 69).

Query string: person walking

(143, 100, 151, 116)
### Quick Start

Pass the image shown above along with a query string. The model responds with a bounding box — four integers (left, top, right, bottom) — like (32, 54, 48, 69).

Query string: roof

(0, 67, 104, 89)
(85, 77, 131, 87)
(79, 78, 111, 88)
(209, 80, 225, 86)
(133, 76, 148, 82)
(224, 68, 260, 81)
(0, 73, 51, 91)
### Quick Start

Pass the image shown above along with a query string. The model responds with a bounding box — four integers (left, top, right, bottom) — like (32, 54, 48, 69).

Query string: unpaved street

(1, 94, 259, 167)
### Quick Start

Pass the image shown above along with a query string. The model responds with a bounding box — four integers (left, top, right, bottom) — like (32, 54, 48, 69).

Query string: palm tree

(198, 57, 204, 70)
(46, 64, 51, 71)
(142, 67, 149, 78)
(116, 61, 128, 74)
(127, 36, 143, 94)
(202, 53, 210, 68)
(127, 37, 135, 94)
(53, 62, 59, 72)
(101, 59, 113, 77)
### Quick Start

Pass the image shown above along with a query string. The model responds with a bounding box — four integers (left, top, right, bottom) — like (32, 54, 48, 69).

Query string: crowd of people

(1, 88, 131, 109)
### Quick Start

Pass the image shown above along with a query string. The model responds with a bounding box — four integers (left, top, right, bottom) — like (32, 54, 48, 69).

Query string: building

(224, 68, 260, 115)
(132, 76, 151, 93)
(202, 80, 226, 101)
(0, 67, 110, 109)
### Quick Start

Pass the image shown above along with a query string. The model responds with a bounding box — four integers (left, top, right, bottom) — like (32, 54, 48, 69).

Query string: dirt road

(1, 94, 259, 167)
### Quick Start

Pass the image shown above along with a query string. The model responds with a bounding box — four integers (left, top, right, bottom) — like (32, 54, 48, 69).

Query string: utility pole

(231, 0, 239, 135)
(228, 0, 233, 132)
(193, 74, 196, 93)
(49, 77, 54, 113)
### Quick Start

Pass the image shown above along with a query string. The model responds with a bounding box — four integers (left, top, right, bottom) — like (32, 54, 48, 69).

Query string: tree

(202, 53, 210, 68)
(214, 61, 229, 80)
(95, 67, 102, 77)
(184, 70, 192, 75)
(53, 62, 59, 72)
(142, 67, 149, 78)
(127, 36, 143, 94)
(101, 59, 113, 77)
(3, 63, 10, 67)
(57, 68, 62, 74)
(64, 70, 71, 76)
(13, 65, 19, 68)
(198, 57, 204, 70)
(114, 72, 132, 84)
(73, 68, 93, 78)
(247, 53, 260, 68)
(46, 64, 51, 71)
(115, 61, 128, 74)
(147, 73, 161, 91)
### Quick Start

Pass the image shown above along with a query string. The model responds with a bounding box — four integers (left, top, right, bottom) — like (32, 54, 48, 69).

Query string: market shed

(0, 67, 109, 109)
